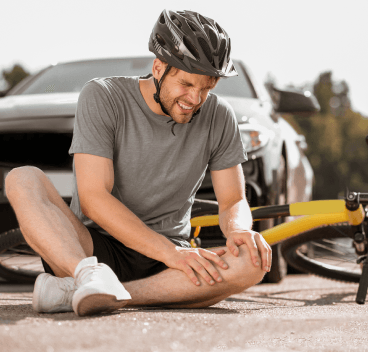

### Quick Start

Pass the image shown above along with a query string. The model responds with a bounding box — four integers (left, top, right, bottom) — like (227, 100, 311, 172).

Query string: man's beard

(159, 88, 199, 123)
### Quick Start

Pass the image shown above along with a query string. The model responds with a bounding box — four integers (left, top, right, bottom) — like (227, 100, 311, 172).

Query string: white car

(0, 56, 319, 282)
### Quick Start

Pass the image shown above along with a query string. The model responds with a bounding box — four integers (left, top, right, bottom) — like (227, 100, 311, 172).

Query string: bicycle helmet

(148, 9, 238, 135)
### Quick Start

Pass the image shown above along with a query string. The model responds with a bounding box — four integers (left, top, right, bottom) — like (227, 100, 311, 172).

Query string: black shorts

(41, 227, 190, 282)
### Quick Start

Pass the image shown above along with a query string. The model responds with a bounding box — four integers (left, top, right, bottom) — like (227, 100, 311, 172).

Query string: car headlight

(239, 125, 274, 153)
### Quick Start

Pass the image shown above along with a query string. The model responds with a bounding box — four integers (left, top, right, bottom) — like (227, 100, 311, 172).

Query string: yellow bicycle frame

(190, 199, 366, 247)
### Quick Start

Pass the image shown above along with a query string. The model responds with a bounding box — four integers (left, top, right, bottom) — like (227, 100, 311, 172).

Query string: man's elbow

(79, 191, 103, 218)
(80, 198, 91, 217)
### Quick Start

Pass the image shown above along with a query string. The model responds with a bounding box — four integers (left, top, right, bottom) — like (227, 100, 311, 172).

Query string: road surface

(1, 274, 367, 351)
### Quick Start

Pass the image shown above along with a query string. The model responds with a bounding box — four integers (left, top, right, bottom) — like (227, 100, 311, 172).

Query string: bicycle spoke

(301, 241, 360, 272)
(281, 224, 365, 282)
(322, 238, 352, 249)
(311, 255, 357, 266)
(313, 256, 358, 267)
(308, 248, 357, 263)
(297, 236, 360, 271)
(309, 241, 346, 255)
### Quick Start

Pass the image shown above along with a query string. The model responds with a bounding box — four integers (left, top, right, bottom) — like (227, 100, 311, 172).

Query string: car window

(16, 58, 155, 95)
(212, 62, 255, 98)
(13, 58, 255, 99)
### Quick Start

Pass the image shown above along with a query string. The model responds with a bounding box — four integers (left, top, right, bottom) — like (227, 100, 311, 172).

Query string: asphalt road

(1, 274, 368, 352)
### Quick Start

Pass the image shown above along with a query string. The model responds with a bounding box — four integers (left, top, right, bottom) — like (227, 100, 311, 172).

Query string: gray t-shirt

(68, 76, 247, 243)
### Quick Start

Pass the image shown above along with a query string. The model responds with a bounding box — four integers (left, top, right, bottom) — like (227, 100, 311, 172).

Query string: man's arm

(74, 153, 228, 286)
(211, 164, 271, 272)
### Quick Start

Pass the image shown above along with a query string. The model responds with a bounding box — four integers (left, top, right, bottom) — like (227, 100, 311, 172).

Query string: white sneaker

(72, 257, 131, 317)
(33, 273, 76, 313)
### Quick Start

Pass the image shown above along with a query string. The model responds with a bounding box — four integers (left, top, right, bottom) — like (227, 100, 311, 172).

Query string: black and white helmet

(149, 9, 237, 78)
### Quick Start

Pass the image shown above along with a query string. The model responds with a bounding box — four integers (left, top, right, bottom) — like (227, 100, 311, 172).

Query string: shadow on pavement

(0, 304, 242, 326)
(226, 290, 357, 307)
(0, 282, 34, 293)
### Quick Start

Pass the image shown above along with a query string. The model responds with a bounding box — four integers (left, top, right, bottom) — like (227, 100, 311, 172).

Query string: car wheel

(262, 155, 288, 283)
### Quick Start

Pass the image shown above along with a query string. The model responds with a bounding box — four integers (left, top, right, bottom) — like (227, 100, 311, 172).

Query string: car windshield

(12, 57, 255, 98)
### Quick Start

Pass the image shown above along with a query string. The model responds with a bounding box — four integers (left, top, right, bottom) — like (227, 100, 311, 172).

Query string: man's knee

(5, 166, 45, 199)
(226, 244, 266, 293)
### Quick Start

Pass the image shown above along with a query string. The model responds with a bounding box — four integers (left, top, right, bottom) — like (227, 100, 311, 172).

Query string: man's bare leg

(123, 244, 265, 309)
(5, 166, 264, 310)
(5, 166, 93, 277)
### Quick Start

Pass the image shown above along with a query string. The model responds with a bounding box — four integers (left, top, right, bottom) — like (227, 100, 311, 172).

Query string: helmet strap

(152, 64, 201, 135)
(153, 64, 172, 116)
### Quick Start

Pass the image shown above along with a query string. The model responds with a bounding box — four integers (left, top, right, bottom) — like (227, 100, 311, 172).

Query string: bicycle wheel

(0, 228, 44, 283)
(280, 223, 364, 283)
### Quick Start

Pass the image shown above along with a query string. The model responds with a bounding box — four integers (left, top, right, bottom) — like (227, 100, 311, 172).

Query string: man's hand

(226, 230, 272, 272)
(164, 247, 228, 286)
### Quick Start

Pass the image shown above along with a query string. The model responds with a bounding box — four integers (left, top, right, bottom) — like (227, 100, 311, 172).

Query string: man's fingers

(186, 257, 216, 285)
(198, 251, 230, 283)
(182, 263, 200, 286)
(211, 248, 226, 257)
(255, 234, 272, 272)
(226, 238, 239, 257)
(244, 236, 260, 267)
(200, 249, 228, 270)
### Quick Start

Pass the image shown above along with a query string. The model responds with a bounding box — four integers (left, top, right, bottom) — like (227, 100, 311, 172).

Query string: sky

(1, 0, 367, 117)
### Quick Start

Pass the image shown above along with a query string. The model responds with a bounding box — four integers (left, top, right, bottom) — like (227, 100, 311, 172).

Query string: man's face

(159, 68, 218, 124)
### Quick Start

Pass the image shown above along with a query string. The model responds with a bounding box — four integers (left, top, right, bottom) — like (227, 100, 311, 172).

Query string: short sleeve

(208, 97, 248, 171)
(68, 79, 117, 159)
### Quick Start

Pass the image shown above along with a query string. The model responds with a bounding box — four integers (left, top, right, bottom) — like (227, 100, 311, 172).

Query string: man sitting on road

(5, 9, 271, 317)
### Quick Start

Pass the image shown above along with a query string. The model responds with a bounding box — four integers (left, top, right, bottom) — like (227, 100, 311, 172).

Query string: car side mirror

(271, 87, 320, 116)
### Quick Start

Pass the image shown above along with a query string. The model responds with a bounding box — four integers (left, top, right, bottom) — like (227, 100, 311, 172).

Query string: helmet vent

(218, 38, 227, 68)
(207, 25, 218, 49)
(159, 14, 165, 24)
(171, 15, 182, 28)
(156, 34, 166, 47)
(183, 36, 200, 60)
(186, 20, 197, 32)
(171, 46, 184, 60)
(198, 37, 213, 64)
(198, 14, 210, 27)
(215, 22, 223, 34)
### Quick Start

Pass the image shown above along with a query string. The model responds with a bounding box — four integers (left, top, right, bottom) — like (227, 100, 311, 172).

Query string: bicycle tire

(0, 228, 43, 283)
(280, 223, 364, 283)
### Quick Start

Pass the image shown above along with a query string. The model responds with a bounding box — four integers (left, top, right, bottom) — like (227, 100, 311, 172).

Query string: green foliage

(282, 71, 368, 200)
(2, 64, 29, 92)
(313, 72, 334, 115)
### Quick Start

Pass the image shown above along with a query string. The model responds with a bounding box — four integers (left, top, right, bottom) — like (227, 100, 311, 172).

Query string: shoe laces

(75, 264, 103, 288)
(57, 278, 76, 306)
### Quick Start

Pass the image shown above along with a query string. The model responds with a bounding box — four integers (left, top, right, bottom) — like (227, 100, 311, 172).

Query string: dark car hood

(0, 93, 79, 120)
(0, 92, 274, 133)
(0, 92, 269, 120)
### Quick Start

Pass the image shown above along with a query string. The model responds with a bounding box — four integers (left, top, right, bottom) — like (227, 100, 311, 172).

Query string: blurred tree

(313, 71, 334, 115)
(276, 71, 368, 200)
(1, 64, 29, 95)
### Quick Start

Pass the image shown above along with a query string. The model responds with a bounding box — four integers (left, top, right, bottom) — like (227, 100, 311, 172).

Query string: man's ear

(152, 58, 167, 80)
